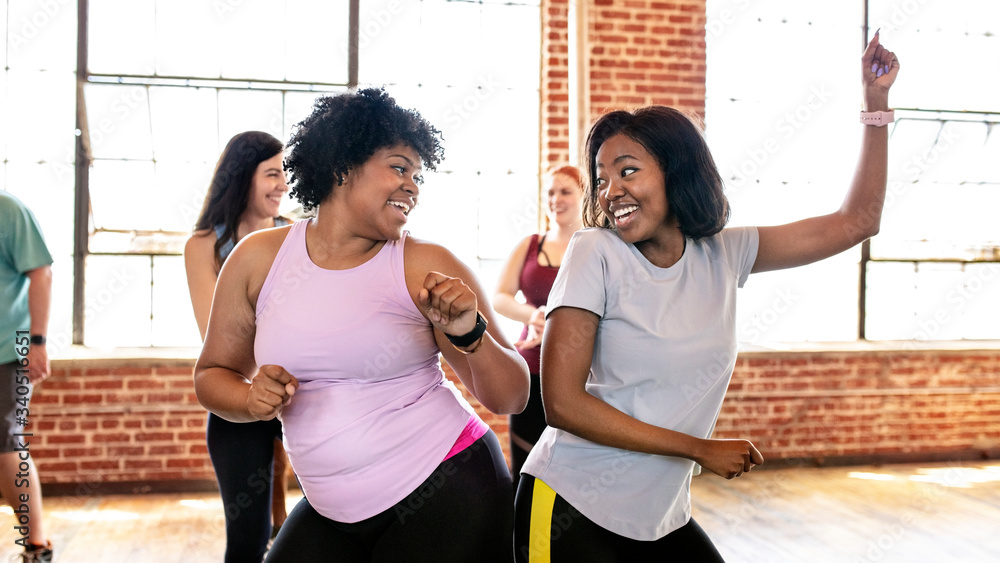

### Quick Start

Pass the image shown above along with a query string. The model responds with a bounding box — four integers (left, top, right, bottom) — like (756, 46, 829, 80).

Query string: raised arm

(753, 31, 900, 273)
(407, 238, 529, 415)
(542, 306, 762, 479)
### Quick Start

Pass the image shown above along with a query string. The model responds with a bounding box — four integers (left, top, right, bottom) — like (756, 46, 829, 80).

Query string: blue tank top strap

(215, 217, 290, 263)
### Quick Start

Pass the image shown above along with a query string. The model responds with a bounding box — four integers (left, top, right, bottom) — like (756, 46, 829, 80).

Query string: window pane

(0, 5, 6, 69)
(419, 0, 483, 88)
(477, 173, 540, 261)
(84, 84, 154, 160)
(218, 89, 284, 149)
(156, 162, 216, 233)
(357, 0, 424, 85)
(90, 160, 156, 232)
(736, 255, 859, 344)
(151, 256, 201, 347)
(154, 0, 224, 77)
(480, 3, 541, 89)
(870, 0, 1000, 112)
(6, 70, 75, 162)
(866, 262, 1000, 341)
(285, 0, 350, 84)
(88, 0, 156, 75)
(218, 1, 285, 81)
(6, 0, 76, 71)
(84, 256, 153, 348)
(149, 87, 218, 162)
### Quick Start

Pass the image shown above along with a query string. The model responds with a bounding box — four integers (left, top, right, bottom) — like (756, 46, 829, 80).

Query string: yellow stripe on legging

(528, 478, 558, 563)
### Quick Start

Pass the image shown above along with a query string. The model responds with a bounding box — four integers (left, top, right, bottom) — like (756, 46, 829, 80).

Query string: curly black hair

(284, 87, 445, 211)
(583, 106, 730, 240)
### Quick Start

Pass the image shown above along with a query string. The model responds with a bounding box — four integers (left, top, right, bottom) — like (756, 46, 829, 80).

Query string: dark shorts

(0, 361, 33, 453)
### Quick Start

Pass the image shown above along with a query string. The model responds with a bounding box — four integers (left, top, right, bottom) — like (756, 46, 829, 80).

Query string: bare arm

(493, 235, 537, 324)
(193, 231, 298, 422)
(183, 231, 219, 341)
(753, 32, 899, 273)
(25, 265, 52, 383)
(542, 306, 762, 478)
(407, 238, 529, 415)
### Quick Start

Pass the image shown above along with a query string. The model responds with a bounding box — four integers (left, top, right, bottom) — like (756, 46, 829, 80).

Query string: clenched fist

(247, 364, 299, 421)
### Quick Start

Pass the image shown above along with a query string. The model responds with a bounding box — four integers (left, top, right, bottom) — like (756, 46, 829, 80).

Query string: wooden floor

(0, 461, 997, 562)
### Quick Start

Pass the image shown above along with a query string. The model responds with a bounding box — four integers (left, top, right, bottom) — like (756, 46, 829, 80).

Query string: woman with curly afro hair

(193, 87, 529, 562)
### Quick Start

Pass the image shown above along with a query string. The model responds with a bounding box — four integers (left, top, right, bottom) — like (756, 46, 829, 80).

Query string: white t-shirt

(522, 226, 759, 541)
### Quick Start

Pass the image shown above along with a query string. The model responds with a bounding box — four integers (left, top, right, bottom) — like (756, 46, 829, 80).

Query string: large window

(2, 0, 540, 350)
(706, 0, 1000, 343)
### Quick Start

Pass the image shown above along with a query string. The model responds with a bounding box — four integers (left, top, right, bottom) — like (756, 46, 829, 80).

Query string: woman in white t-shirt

(514, 33, 899, 561)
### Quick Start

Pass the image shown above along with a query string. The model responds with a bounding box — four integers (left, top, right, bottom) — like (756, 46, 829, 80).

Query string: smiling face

(335, 143, 423, 241)
(596, 133, 678, 252)
(245, 152, 288, 220)
(545, 172, 584, 229)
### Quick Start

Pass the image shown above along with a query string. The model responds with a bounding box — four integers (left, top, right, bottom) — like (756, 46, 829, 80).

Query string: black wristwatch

(445, 312, 488, 348)
(30, 334, 46, 345)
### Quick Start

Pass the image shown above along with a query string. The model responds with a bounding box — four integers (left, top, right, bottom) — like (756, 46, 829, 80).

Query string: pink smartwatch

(860, 110, 894, 126)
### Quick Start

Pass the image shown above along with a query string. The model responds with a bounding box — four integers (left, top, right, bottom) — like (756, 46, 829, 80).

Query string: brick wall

(542, 0, 709, 166)
(30, 349, 1000, 490)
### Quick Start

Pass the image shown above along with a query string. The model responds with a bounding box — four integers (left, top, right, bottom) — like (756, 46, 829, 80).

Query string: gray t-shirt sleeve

(546, 229, 609, 319)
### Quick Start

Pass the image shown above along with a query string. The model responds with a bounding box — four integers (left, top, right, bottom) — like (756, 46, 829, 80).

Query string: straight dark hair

(583, 106, 730, 240)
(194, 131, 284, 267)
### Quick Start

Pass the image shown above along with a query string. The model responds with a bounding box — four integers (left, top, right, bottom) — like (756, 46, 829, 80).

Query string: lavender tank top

(254, 219, 476, 523)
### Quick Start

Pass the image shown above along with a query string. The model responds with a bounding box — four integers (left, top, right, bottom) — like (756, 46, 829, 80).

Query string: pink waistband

(442, 415, 490, 462)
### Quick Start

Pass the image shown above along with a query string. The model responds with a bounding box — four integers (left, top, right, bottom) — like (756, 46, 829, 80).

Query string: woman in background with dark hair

(515, 33, 898, 561)
(193, 88, 528, 562)
(494, 164, 585, 486)
(185, 131, 291, 562)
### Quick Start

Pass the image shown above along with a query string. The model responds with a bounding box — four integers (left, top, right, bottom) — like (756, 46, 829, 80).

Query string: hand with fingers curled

(695, 438, 764, 480)
(516, 307, 547, 349)
(418, 271, 480, 338)
(861, 30, 900, 97)
(246, 364, 299, 421)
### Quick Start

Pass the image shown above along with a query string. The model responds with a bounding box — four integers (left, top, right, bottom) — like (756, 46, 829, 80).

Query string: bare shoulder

(404, 235, 469, 278)
(184, 228, 217, 256)
(229, 224, 293, 274)
(221, 224, 294, 301)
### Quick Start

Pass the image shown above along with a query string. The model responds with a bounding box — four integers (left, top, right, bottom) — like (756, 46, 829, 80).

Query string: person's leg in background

(206, 413, 281, 563)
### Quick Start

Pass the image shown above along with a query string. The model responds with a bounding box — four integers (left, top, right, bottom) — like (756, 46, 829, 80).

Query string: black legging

(206, 413, 283, 563)
(509, 372, 546, 488)
(514, 474, 726, 562)
(265, 431, 513, 563)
